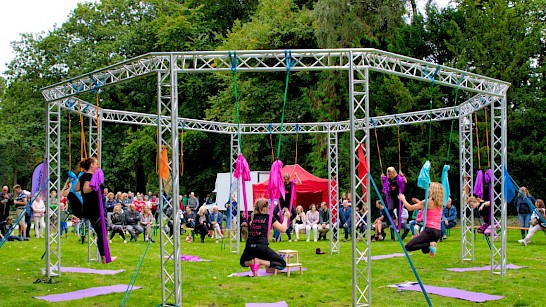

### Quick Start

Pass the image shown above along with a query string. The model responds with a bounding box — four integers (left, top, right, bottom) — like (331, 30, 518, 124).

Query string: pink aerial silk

(234, 154, 251, 222)
(90, 168, 111, 263)
(267, 160, 285, 239)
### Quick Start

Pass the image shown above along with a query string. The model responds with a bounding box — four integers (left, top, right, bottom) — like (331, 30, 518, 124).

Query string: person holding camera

(0, 186, 12, 223)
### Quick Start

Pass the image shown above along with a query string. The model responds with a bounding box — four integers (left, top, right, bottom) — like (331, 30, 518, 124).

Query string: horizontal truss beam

(42, 49, 509, 102)
(53, 94, 499, 134)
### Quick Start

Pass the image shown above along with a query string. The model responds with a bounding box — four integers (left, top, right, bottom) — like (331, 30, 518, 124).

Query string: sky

(0, 0, 452, 77)
(0, 0, 91, 76)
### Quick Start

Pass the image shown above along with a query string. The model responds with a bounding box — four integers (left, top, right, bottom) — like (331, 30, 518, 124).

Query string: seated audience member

(409, 209, 424, 237)
(293, 205, 306, 241)
(518, 199, 546, 246)
(109, 204, 127, 243)
(133, 194, 146, 213)
(125, 204, 143, 242)
(441, 197, 457, 239)
(372, 200, 390, 241)
(1, 217, 23, 241)
(105, 192, 117, 213)
(183, 206, 196, 229)
(209, 205, 224, 243)
(305, 204, 320, 242)
(121, 193, 130, 207)
(140, 205, 155, 242)
(356, 204, 368, 241)
(195, 206, 209, 243)
(149, 194, 159, 215)
(339, 200, 352, 241)
(394, 206, 410, 240)
(318, 201, 330, 240)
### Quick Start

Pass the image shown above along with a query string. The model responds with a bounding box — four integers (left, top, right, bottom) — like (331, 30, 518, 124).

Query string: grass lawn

(0, 227, 543, 307)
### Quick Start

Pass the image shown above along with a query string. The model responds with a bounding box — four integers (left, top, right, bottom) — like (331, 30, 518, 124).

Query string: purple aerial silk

(484, 169, 495, 231)
(267, 160, 285, 239)
(473, 170, 484, 199)
(234, 154, 251, 223)
(90, 168, 111, 263)
(381, 174, 406, 231)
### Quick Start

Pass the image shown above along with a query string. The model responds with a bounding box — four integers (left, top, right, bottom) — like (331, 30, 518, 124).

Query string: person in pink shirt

(397, 182, 444, 257)
(133, 195, 146, 212)
(31, 194, 46, 238)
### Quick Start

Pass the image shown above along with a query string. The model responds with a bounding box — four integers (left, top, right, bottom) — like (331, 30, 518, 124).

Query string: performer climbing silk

(397, 182, 444, 257)
(63, 157, 114, 264)
(382, 167, 407, 232)
(272, 172, 301, 241)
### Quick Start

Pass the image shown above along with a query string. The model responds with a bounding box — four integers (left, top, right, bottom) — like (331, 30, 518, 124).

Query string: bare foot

(429, 242, 437, 258)
(101, 256, 117, 264)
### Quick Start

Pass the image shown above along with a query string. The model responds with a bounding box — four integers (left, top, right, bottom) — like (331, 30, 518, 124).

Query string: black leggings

(88, 213, 105, 257)
(405, 228, 441, 254)
(240, 244, 286, 268)
(109, 226, 126, 240)
(69, 192, 106, 257)
(67, 192, 85, 219)
(195, 223, 209, 241)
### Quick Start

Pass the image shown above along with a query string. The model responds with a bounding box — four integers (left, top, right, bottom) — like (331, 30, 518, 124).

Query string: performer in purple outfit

(382, 167, 407, 239)
(73, 157, 115, 264)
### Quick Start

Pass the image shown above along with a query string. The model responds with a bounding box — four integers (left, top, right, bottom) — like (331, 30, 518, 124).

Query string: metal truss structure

(45, 103, 61, 277)
(327, 131, 340, 254)
(43, 49, 509, 306)
(229, 133, 241, 254)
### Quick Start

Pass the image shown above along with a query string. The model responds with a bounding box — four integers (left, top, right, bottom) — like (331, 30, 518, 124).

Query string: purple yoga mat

(229, 267, 307, 277)
(59, 267, 125, 275)
(446, 263, 527, 272)
(180, 254, 211, 262)
(395, 283, 504, 303)
(371, 253, 406, 260)
(246, 301, 288, 307)
(34, 284, 141, 303)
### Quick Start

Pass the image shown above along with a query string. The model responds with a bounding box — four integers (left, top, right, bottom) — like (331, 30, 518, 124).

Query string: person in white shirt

(305, 204, 320, 242)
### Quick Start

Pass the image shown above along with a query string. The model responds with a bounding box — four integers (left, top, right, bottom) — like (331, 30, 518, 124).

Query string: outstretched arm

(272, 209, 291, 232)
(398, 194, 424, 211)
(294, 172, 302, 185)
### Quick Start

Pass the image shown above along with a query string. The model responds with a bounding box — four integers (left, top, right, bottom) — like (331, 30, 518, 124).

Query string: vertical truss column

(88, 117, 100, 262)
(490, 95, 507, 275)
(459, 113, 474, 262)
(229, 133, 240, 254)
(46, 102, 62, 277)
(157, 54, 182, 306)
(349, 52, 371, 307)
(327, 130, 340, 254)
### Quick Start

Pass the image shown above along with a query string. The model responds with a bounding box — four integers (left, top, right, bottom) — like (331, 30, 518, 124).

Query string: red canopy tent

(252, 164, 333, 211)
